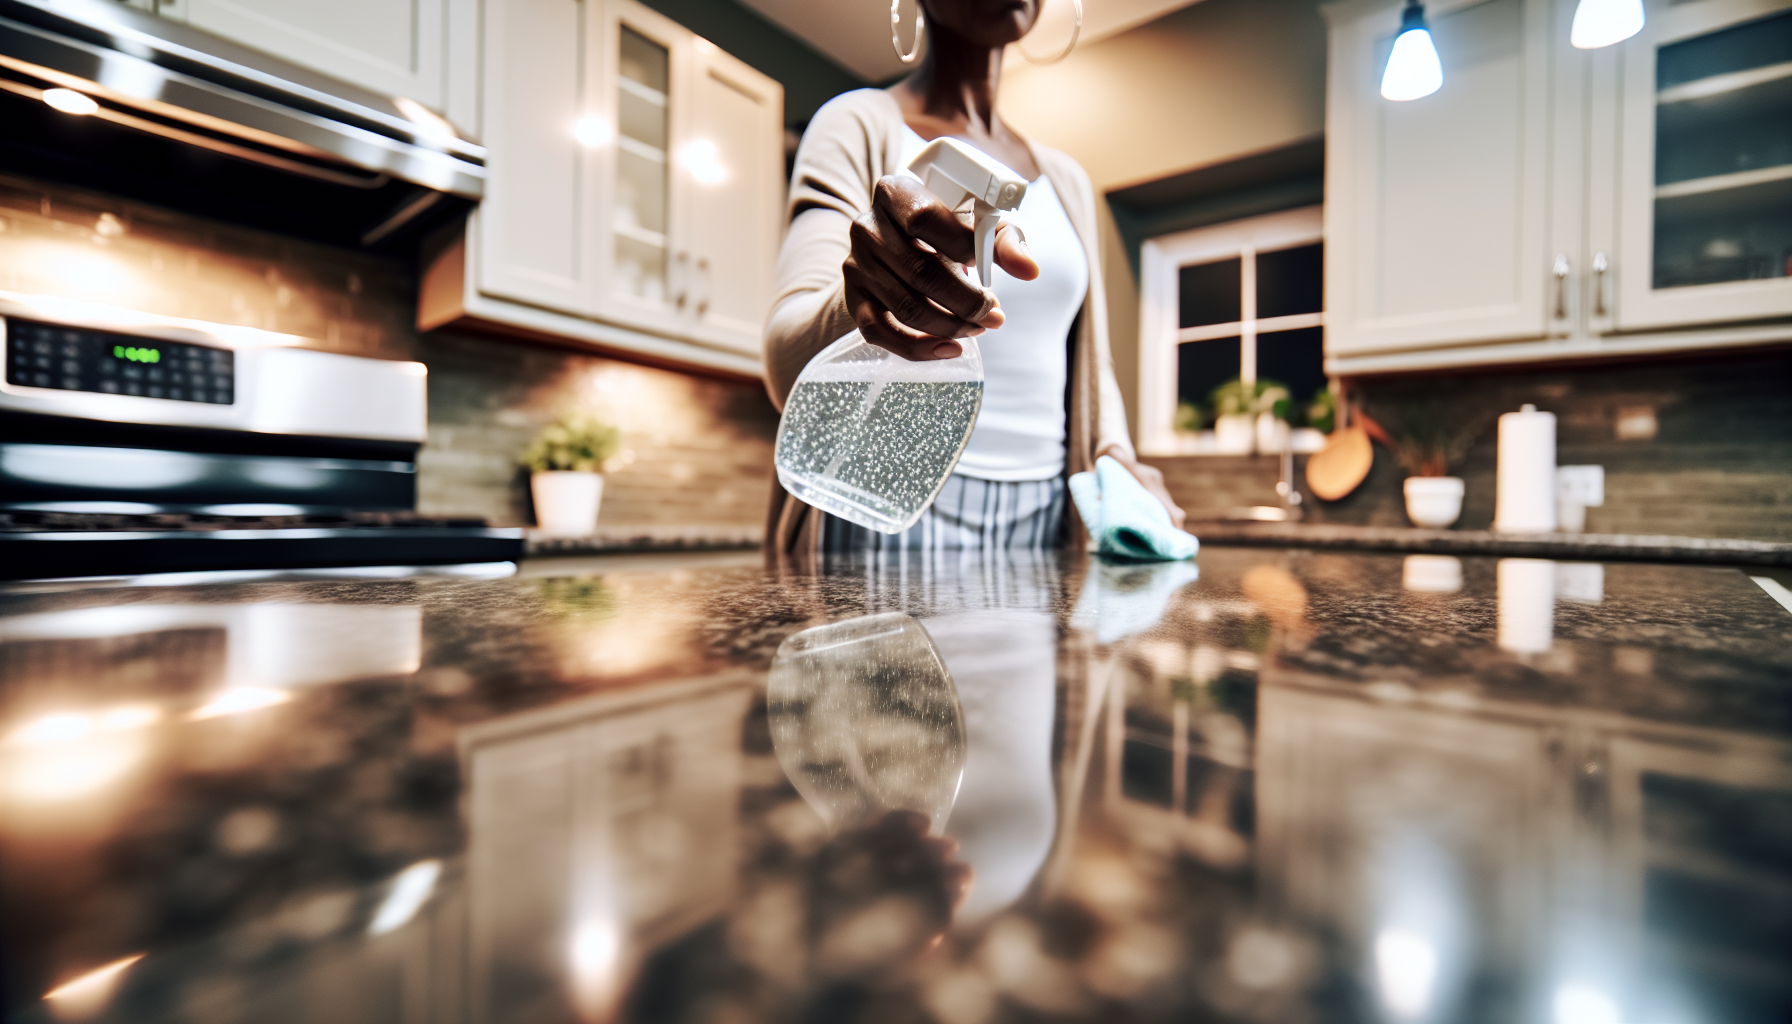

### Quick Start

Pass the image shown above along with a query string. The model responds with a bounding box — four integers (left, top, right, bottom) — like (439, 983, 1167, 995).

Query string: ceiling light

(1381, 1, 1443, 102)
(42, 88, 99, 116)
(1570, 0, 1644, 48)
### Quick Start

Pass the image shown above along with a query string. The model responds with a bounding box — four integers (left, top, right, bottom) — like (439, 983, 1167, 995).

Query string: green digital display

(113, 345, 160, 364)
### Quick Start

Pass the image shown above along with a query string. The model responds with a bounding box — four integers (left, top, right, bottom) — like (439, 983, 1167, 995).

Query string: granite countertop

(1189, 520, 1792, 566)
(1, 547, 1789, 1023)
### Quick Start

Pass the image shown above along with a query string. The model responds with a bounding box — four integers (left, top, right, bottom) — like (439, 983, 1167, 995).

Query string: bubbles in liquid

(776, 380, 984, 533)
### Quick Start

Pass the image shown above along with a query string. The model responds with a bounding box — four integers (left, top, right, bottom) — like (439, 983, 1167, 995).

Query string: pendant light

(1381, 1, 1443, 101)
(1570, 0, 1644, 48)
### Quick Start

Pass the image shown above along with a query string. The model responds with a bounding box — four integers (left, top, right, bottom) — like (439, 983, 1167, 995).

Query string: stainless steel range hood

(0, 0, 484, 250)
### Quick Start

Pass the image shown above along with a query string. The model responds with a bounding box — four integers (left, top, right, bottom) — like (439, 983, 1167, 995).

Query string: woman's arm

(764, 95, 1034, 409)
(764, 207, 855, 409)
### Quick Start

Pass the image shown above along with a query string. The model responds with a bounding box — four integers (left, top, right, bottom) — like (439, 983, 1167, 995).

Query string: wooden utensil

(1305, 396, 1379, 501)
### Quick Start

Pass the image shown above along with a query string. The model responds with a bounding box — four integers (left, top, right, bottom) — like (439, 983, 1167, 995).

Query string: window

(1137, 206, 1325, 455)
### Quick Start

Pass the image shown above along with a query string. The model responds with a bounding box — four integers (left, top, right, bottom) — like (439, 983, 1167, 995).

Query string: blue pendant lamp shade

(1571, 0, 1645, 48)
(1381, 1, 1443, 101)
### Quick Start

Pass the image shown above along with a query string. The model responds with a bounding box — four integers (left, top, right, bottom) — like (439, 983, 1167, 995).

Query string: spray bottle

(773, 139, 1030, 534)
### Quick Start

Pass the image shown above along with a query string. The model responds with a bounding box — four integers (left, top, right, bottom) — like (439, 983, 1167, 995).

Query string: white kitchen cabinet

(420, 0, 784, 377)
(1322, 0, 1792, 375)
(475, 0, 600, 314)
(1324, 0, 1556, 359)
(137, 0, 480, 133)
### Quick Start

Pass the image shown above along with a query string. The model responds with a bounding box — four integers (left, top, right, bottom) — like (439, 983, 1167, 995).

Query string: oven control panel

(4, 317, 235, 405)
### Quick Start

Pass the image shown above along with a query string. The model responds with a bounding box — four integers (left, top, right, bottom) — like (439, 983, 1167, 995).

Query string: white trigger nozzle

(904, 138, 1029, 289)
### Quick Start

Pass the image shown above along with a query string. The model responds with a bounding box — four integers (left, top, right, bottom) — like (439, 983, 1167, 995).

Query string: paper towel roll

(1498, 557, 1555, 654)
(1494, 404, 1556, 533)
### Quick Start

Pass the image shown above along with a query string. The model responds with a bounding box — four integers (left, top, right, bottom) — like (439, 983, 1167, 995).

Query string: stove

(0, 294, 523, 579)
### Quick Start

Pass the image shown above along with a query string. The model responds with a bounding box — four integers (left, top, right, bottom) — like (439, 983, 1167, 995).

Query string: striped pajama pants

(820, 473, 1068, 554)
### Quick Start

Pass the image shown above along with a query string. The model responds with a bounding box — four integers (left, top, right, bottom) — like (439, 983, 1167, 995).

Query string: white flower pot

(1255, 412, 1289, 454)
(1214, 414, 1255, 455)
(531, 471, 603, 537)
(1404, 476, 1465, 529)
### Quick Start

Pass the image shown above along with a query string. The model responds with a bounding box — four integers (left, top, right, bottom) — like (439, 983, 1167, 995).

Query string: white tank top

(899, 128, 1088, 482)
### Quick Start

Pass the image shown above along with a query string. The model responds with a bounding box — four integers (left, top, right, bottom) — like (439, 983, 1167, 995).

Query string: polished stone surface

(1, 548, 1789, 1024)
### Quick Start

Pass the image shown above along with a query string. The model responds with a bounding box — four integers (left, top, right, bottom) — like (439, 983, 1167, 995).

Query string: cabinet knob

(1552, 254, 1571, 320)
(1591, 252, 1609, 318)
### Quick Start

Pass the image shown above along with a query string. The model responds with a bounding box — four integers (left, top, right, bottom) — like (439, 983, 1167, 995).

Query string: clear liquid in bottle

(774, 331, 984, 534)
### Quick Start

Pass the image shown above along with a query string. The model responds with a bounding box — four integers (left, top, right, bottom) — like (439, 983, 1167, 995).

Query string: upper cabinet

(1323, 0, 1792, 374)
(1325, 0, 1555, 358)
(146, 0, 478, 125)
(1612, 0, 1792, 332)
(422, 0, 783, 376)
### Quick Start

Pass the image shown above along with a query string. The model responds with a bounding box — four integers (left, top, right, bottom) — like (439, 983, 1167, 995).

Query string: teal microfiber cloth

(1067, 455, 1199, 561)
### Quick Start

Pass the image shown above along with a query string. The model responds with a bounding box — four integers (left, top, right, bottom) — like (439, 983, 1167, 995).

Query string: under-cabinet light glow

(188, 687, 291, 720)
(574, 116, 613, 148)
(1554, 985, 1622, 1024)
(44, 954, 144, 1016)
(42, 88, 99, 115)
(681, 139, 729, 186)
(393, 96, 459, 144)
(1570, 0, 1644, 48)
(1375, 929, 1438, 1019)
(1381, 3, 1442, 101)
(368, 860, 442, 935)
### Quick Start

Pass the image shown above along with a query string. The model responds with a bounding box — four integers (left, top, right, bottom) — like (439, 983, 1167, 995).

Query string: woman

(764, 0, 1183, 559)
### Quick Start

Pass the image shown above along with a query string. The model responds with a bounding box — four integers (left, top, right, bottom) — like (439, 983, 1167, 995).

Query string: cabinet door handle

(1592, 251, 1609, 317)
(1553, 254, 1571, 319)
(673, 252, 689, 309)
(695, 257, 711, 316)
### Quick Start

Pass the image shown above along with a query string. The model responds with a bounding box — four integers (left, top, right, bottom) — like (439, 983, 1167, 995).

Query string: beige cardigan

(762, 88, 1134, 561)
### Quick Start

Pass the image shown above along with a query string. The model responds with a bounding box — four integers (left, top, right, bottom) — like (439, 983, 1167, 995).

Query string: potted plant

(520, 414, 622, 537)
(1208, 378, 1291, 454)
(1358, 398, 1483, 529)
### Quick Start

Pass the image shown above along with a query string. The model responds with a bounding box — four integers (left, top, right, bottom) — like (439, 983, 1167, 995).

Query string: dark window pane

(1657, 9, 1792, 91)
(1256, 244, 1324, 318)
(1256, 328, 1326, 404)
(1178, 258, 1241, 328)
(1178, 337, 1241, 406)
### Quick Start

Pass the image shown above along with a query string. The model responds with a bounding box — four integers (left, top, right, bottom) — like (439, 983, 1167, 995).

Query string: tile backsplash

(418, 331, 776, 528)
(0, 174, 777, 531)
(1150, 351, 1792, 542)
(0, 172, 415, 359)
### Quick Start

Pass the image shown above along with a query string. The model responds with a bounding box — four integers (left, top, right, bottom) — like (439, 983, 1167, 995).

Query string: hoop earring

(891, 0, 924, 64)
(1017, 0, 1081, 64)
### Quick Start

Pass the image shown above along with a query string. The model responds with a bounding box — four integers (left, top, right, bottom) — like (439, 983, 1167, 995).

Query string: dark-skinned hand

(843, 173, 1039, 361)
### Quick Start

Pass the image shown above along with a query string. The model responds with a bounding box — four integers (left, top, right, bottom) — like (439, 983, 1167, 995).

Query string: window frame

(1136, 205, 1324, 456)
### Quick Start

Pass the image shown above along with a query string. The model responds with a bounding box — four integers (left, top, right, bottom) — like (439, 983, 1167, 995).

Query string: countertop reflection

(1, 549, 1788, 1024)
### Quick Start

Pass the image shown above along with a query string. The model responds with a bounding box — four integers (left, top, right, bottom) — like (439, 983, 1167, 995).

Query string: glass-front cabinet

(427, 0, 783, 375)
(1615, 0, 1792, 331)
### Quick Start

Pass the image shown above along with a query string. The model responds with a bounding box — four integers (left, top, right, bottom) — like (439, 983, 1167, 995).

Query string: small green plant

(1305, 388, 1336, 434)
(1209, 378, 1291, 420)
(520, 414, 622, 473)
(1174, 400, 1205, 434)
